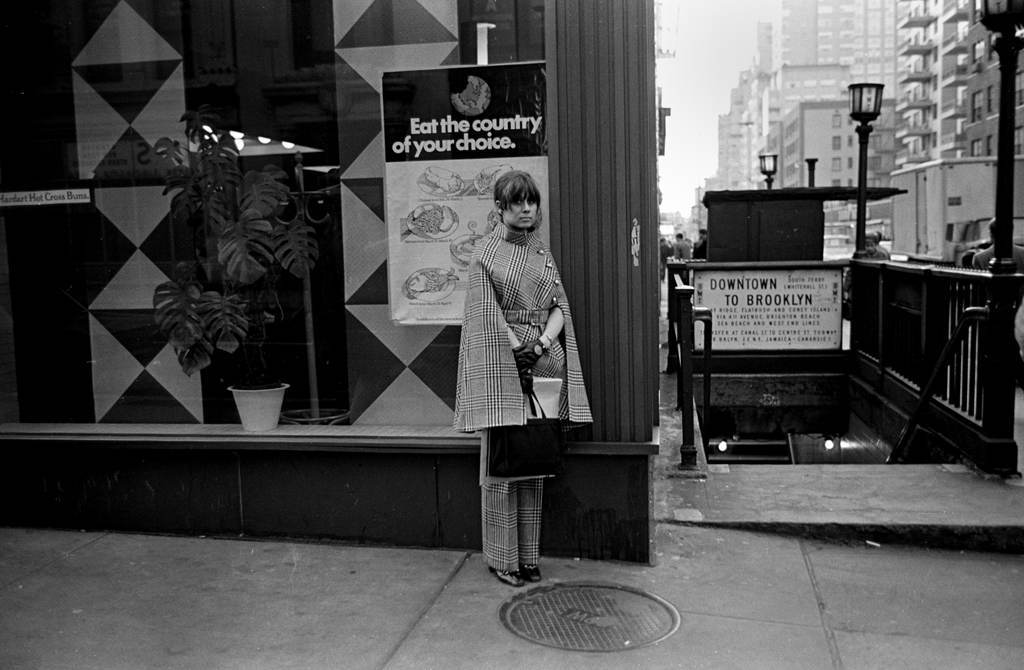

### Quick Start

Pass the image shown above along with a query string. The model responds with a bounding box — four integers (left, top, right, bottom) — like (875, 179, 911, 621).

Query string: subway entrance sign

(692, 262, 844, 351)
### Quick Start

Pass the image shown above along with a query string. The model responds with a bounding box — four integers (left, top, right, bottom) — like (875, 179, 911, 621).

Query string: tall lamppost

(980, 1, 1024, 274)
(758, 153, 777, 190)
(977, 2, 1024, 475)
(848, 82, 884, 258)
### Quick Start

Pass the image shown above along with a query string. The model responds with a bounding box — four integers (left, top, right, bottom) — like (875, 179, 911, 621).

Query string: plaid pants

(481, 479, 543, 572)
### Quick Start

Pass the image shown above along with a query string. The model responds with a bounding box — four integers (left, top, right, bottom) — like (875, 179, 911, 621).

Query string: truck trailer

(889, 157, 1024, 263)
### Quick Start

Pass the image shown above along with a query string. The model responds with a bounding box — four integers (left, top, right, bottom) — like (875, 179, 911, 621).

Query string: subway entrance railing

(667, 259, 1021, 476)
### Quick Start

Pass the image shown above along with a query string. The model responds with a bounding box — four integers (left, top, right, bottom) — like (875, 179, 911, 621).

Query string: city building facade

(894, 0, 972, 167)
(962, 0, 1024, 159)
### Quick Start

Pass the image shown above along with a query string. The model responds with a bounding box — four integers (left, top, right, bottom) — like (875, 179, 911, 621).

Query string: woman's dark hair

(493, 170, 541, 211)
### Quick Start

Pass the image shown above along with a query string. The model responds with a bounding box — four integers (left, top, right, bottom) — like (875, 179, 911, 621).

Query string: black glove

(513, 340, 542, 371)
(518, 367, 534, 394)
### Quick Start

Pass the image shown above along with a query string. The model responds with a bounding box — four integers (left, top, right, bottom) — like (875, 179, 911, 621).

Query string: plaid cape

(453, 227, 592, 432)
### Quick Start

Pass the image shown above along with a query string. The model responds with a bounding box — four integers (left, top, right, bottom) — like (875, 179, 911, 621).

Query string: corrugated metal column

(545, 0, 658, 443)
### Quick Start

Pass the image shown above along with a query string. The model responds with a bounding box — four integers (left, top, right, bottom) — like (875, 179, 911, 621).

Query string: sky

(657, 0, 783, 214)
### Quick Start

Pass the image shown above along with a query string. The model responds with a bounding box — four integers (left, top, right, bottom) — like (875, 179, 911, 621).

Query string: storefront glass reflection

(0, 0, 542, 425)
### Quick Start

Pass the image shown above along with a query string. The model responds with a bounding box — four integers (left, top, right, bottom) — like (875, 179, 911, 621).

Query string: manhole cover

(498, 581, 680, 652)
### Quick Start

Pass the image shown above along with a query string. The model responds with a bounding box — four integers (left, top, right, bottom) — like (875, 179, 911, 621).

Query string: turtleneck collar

(500, 223, 538, 245)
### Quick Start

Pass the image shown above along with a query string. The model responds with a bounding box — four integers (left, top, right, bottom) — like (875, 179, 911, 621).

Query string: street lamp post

(758, 153, 777, 190)
(977, 1, 1024, 470)
(980, 1, 1024, 274)
(848, 82, 884, 258)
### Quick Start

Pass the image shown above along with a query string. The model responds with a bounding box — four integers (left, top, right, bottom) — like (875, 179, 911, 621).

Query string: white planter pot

(228, 384, 289, 431)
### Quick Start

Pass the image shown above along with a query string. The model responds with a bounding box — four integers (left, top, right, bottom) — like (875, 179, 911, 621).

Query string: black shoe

(519, 563, 542, 582)
(489, 567, 524, 587)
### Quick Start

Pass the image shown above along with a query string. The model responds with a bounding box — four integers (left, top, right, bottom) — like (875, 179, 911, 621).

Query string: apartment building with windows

(894, 0, 972, 167)
(783, 0, 898, 91)
(962, 0, 1024, 158)
(769, 98, 897, 189)
(714, 24, 774, 190)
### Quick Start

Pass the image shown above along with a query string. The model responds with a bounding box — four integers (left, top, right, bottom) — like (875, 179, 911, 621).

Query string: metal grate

(498, 581, 680, 652)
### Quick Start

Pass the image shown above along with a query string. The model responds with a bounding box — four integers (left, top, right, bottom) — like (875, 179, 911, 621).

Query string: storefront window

(0, 0, 543, 426)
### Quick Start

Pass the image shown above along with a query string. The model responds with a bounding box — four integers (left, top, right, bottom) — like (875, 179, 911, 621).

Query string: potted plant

(152, 106, 319, 430)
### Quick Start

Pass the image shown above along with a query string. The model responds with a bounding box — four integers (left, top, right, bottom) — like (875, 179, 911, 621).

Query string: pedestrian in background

(692, 228, 708, 259)
(453, 170, 593, 588)
(972, 218, 1024, 270)
(659, 237, 673, 282)
(862, 231, 890, 260)
(672, 233, 691, 260)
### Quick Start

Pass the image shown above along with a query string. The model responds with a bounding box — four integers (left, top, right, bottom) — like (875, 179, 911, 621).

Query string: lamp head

(758, 153, 778, 177)
(980, 0, 1024, 33)
(848, 82, 884, 123)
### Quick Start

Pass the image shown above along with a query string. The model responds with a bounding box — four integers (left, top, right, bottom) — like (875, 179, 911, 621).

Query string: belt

(503, 308, 549, 326)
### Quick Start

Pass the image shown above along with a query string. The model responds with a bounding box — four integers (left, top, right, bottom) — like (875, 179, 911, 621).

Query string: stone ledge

(0, 423, 659, 456)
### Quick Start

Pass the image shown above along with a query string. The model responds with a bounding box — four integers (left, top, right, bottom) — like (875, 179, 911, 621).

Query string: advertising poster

(382, 62, 547, 324)
(691, 267, 843, 351)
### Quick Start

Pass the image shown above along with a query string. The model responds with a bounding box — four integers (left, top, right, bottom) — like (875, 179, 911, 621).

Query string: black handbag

(488, 392, 565, 477)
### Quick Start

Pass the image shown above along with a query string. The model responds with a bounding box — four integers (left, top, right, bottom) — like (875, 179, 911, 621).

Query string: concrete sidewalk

(2, 525, 1022, 669)
(2, 289, 1023, 668)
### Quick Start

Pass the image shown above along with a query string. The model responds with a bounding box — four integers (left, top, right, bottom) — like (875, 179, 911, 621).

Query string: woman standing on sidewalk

(454, 170, 592, 587)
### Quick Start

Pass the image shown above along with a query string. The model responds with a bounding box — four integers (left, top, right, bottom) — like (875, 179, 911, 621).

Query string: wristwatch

(533, 334, 552, 356)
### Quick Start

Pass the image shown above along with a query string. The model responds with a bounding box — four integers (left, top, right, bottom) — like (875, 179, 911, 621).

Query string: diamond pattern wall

(336, 0, 461, 425)
(68, 0, 463, 425)
(71, 0, 191, 423)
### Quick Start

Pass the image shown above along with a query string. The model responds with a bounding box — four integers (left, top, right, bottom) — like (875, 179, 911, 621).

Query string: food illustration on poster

(450, 75, 491, 116)
(402, 267, 459, 303)
(382, 62, 547, 324)
(449, 222, 486, 268)
(402, 203, 460, 240)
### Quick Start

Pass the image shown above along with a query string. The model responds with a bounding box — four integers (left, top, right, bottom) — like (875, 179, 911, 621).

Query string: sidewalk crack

(378, 550, 471, 670)
(0, 530, 111, 591)
(800, 539, 844, 670)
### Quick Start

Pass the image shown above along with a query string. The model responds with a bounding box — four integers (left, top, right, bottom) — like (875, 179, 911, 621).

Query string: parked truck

(889, 157, 1024, 263)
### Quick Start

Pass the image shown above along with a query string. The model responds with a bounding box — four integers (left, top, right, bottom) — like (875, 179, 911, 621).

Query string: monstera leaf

(274, 219, 319, 279)
(153, 278, 213, 376)
(196, 291, 249, 354)
(239, 166, 289, 217)
(217, 207, 275, 285)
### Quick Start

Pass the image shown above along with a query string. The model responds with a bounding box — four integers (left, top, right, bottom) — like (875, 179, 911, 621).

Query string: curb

(658, 519, 1024, 554)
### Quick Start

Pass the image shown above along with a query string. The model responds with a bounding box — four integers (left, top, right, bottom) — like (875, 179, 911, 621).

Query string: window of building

(832, 157, 842, 171)
(832, 179, 842, 186)
(832, 135, 841, 150)
(848, 157, 854, 169)
(972, 90, 984, 122)
(987, 85, 994, 114)
(971, 138, 983, 156)
(987, 135, 994, 155)
(848, 135, 854, 147)
(1016, 126, 1023, 155)
(832, 112, 842, 127)
(1017, 72, 1024, 105)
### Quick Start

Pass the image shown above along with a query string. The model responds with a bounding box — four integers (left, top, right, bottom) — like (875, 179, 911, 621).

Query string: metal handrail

(887, 305, 989, 463)
(672, 277, 713, 468)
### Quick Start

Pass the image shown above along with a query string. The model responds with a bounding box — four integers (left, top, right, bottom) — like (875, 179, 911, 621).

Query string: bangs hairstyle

(493, 170, 541, 211)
